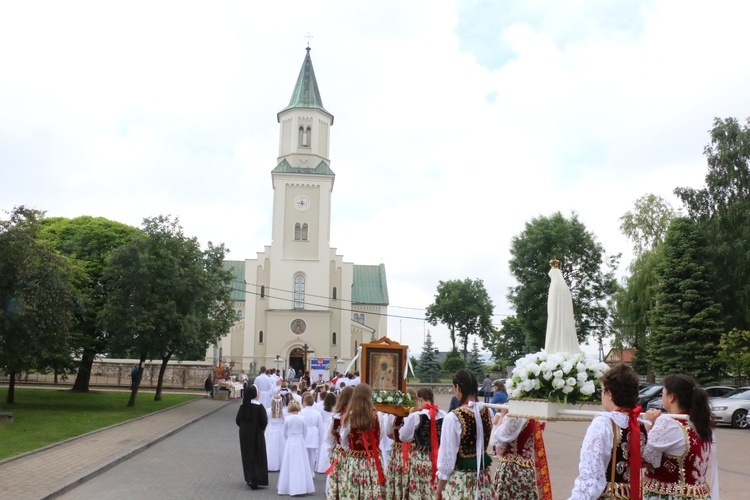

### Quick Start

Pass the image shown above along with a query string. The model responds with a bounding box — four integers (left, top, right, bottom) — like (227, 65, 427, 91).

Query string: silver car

(710, 387, 750, 429)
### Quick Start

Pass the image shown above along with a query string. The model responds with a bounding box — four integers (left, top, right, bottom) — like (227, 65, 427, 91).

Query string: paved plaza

(1, 392, 749, 499)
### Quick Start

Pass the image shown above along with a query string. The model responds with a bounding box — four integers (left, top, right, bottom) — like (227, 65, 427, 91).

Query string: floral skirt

(493, 459, 539, 500)
(337, 453, 385, 500)
(643, 494, 711, 500)
(441, 469, 495, 500)
(405, 450, 436, 500)
(385, 442, 411, 500)
(326, 446, 348, 500)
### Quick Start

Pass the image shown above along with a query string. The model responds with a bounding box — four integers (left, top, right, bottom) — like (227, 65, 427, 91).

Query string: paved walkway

(0, 396, 226, 499)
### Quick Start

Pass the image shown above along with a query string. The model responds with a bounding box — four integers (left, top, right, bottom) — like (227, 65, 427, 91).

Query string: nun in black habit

(235, 384, 269, 489)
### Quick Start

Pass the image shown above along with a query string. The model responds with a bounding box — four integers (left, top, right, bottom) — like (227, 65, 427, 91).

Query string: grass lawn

(0, 388, 199, 461)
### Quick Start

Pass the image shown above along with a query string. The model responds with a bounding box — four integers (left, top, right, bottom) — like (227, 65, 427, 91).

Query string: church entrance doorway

(289, 347, 304, 380)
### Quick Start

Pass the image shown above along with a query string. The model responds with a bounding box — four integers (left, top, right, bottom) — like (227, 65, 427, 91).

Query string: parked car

(649, 385, 737, 412)
(637, 384, 663, 409)
(709, 387, 750, 429)
(704, 386, 736, 398)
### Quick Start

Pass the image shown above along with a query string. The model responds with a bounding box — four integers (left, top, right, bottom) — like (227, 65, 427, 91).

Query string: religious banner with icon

(361, 337, 408, 393)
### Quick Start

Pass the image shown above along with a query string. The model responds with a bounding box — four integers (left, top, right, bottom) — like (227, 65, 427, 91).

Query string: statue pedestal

(508, 399, 602, 421)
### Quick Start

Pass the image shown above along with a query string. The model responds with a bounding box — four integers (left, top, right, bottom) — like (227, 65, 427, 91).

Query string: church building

(215, 48, 389, 377)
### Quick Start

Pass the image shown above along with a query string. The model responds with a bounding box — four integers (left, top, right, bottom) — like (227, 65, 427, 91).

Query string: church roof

(278, 47, 333, 123)
(272, 159, 336, 176)
(352, 264, 389, 305)
(223, 260, 246, 301)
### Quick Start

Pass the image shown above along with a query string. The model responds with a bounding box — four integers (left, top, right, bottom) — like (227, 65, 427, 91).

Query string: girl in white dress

(316, 392, 336, 474)
(265, 395, 287, 472)
(277, 402, 315, 496)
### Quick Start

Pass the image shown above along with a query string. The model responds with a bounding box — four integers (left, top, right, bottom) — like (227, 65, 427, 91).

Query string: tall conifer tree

(416, 332, 441, 383)
(649, 218, 723, 382)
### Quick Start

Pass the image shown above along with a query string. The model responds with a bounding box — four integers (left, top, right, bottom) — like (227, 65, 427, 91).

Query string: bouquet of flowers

(506, 351, 609, 404)
(213, 359, 235, 380)
(372, 389, 415, 409)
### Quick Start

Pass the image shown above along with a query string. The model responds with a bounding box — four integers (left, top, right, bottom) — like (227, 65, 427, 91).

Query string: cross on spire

(303, 32, 314, 49)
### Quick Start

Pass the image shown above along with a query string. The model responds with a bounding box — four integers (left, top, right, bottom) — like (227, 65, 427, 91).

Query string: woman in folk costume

(641, 374, 719, 500)
(316, 392, 337, 474)
(235, 385, 269, 490)
(570, 363, 647, 500)
(265, 393, 287, 472)
(339, 383, 386, 499)
(278, 401, 315, 496)
(490, 409, 551, 500)
(384, 387, 420, 499)
(435, 369, 494, 500)
(326, 385, 354, 500)
(399, 387, 445, 500)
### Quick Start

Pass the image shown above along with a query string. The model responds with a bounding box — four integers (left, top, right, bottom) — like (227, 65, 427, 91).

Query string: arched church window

(304, 126, 311, 147)
(332, 287, 337, 300)
(260, 285, 265, 299)
(236, 310, 243, 318)
(359, 314, 365, 324)
(259, 330, 264, 344)
(294, 274, 305, 309)
(298, 126, 304, 147)
(294, 223, 301, 240)
(301, 223, 308, 241)
(332, 332, 337, 345)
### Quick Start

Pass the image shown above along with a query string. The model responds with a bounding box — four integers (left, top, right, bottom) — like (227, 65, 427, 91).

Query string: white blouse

(642, 416, 719, 500)
(489, 416, 528, 453)
(569, 411, 629, 500)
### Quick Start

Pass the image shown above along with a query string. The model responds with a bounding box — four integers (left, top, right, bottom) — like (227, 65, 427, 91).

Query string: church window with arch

(301, 223, 308, 240)
(332, 287, 337, 300)
(299, 125, 311, 147)
(332, 331, 337, 345)
(294, 274, 305, 309)
(260, 285, 265, 299)
(259, 330, 264, 344)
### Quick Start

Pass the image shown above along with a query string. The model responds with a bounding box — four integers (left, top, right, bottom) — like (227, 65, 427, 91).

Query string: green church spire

(278, 47, 333, 123)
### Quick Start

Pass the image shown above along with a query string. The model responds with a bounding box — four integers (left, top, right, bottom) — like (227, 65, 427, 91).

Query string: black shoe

(247, 482, 259, 490)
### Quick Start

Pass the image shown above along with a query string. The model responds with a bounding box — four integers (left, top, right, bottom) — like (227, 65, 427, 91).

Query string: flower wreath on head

(506, 351, 609, 404)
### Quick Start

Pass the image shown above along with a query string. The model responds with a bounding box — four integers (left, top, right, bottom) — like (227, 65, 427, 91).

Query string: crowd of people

(234, 365, 719, 500)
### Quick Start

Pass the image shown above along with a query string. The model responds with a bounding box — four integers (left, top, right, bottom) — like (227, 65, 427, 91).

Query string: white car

(710, 387, 750, 429)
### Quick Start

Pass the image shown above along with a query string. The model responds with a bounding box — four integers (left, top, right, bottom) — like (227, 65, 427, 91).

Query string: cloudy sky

(3, 1, 750, 357)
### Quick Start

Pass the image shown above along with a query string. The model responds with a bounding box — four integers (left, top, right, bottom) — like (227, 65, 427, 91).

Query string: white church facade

(214, 48, 389, 377)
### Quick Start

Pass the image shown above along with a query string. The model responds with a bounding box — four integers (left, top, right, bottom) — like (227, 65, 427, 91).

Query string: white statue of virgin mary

(544, 259, 582, 354)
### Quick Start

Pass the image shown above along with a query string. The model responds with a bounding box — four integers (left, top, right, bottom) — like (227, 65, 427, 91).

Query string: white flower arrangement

(371, 389, 415, 408)
(506, 351, 609, 404)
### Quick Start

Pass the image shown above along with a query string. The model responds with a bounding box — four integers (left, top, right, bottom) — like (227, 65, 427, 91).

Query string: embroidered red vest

(642, 420, 711, 499)
(600, 420, 647, 499)
(331, 415, 342, 445)
(346, 415, 381, 458)
(501, 420, 536, 468)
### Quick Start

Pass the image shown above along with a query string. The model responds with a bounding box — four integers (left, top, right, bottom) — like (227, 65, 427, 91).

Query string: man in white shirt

(254, 367, 272, 408)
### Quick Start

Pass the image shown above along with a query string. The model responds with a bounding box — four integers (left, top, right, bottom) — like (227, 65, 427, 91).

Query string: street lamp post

(303, 343, 308, 374)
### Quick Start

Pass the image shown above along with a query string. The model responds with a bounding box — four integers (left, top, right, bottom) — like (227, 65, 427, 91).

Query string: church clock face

(294, 196, 311, 211)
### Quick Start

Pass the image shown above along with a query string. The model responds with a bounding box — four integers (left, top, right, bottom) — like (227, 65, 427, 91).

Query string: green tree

(415, 331, 441, 383)
(611, 194, 676, 379)
(101, 216, 235, 406)
(426, 278, 494, 360)
(717, 329, 750, 383)
(39, 216, 140, 392)
(508, 212, 619, 351)
(441, 348, 466, 374)
(675, 117, 750, 332)
(0, 207, 75, 404)
(466, 338, 485, 380)
(649, 218, 723, 382)
(485, 316, 527, 372)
